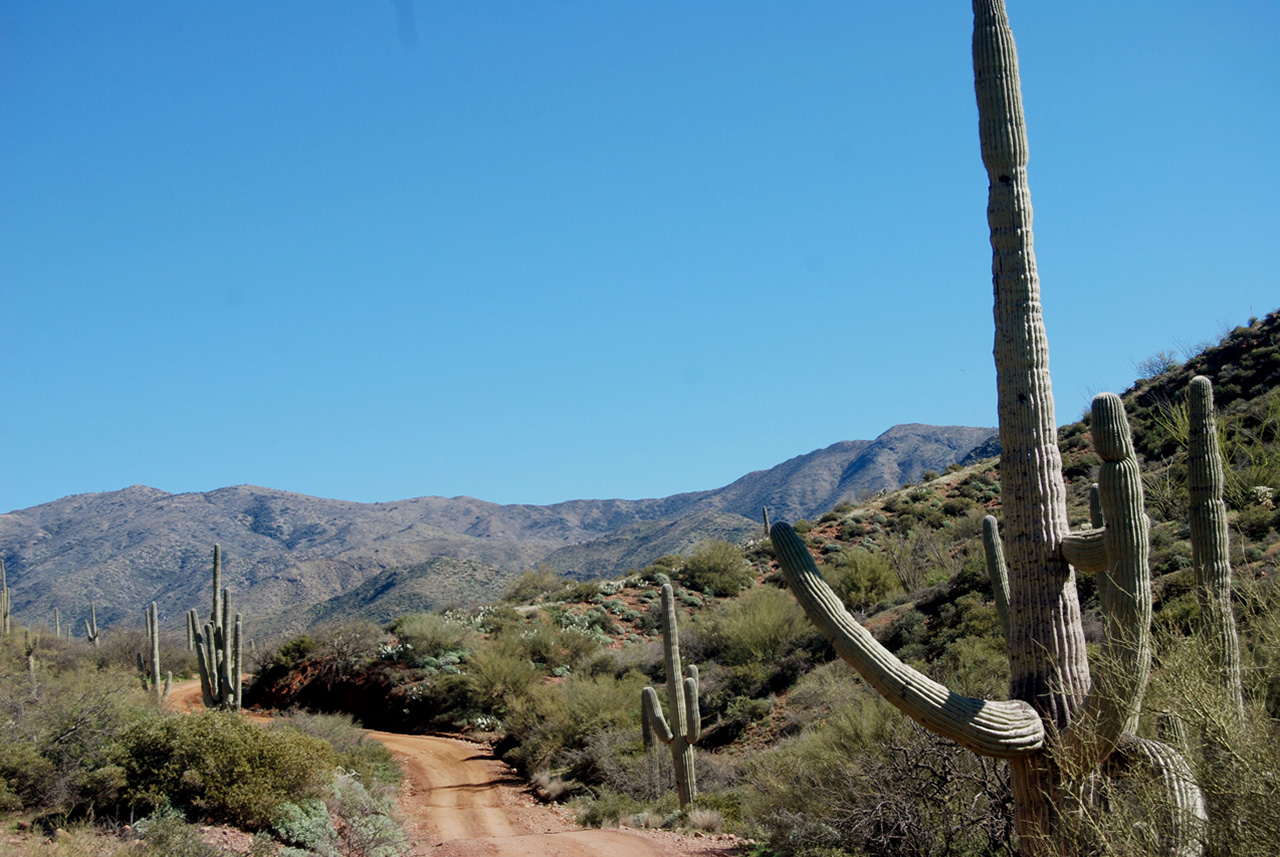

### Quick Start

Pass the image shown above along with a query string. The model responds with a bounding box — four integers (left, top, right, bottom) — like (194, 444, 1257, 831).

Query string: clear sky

(2, 2, 1277, 515)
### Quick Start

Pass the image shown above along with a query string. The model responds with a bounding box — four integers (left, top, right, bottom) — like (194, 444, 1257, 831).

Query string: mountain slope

(0, 423, 994, 634)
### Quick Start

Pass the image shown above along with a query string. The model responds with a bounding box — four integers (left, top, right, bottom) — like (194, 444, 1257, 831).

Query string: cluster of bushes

(0, 627, 404, 857)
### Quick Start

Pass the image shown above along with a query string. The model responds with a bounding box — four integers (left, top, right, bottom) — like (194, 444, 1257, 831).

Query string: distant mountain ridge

(0, 423, 994, 635)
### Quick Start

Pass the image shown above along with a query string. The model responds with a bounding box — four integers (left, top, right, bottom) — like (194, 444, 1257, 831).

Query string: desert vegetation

(235, 313, 1280, 853)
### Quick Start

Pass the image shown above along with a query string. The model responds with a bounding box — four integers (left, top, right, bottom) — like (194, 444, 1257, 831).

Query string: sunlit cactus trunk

(640, 583, 701, 807)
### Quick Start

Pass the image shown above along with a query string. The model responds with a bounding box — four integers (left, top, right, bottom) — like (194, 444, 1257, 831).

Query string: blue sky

(2, 1, 1277, 515)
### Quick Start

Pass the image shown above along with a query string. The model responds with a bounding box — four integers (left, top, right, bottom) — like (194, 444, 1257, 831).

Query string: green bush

(0, 645, 149, 815)
(503, 566, 564, 604)
(388, 612, 474, 661)
(676, 541, 753, 597)
(699, 586, 811, 666)
(114, 711, 334, 830)
(822, 547, 901, 612)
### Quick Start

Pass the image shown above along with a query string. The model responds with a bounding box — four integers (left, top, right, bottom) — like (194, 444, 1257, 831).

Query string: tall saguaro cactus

(640, 583, 702, 808)
(771, 3, 1205, 855)
(192, 544, 243, 710)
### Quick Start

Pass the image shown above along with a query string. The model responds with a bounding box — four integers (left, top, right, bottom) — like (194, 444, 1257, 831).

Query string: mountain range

(0, 423, 994, 636)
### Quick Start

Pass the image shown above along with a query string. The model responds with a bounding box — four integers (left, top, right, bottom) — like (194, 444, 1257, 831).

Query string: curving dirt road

(167, 681, 739, 857)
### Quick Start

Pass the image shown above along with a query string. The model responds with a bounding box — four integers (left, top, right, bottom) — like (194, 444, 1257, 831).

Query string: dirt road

(167, 681, 739, 857)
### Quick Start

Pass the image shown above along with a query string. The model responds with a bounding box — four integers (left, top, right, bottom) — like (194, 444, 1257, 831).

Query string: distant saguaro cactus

(2, 560, 12, 635)
(192, 545, 243, 710)
(138, 601, 170, 701)
(83, 602, 100, 647)
(640, 583, 701, 808)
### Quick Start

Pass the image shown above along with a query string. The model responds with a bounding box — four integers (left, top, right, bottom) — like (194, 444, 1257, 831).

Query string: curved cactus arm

(1187, 376, 1244, 719)
(773, 522, 1043, 758)
(684, 665, 701, 744)
(1066, 394, 1153, 763)
(1110, 734, 1206, 857)
(1089, 482, 1104, 529)
(641, 686, 674, 745)
(1061, 528, 1108, 575)
(981, 516, 1012, 641)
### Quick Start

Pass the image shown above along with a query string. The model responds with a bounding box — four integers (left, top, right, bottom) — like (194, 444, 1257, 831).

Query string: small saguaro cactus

(640, 583, 701, 808)
(192, 544, 243, 710)
(83, 602, 100, 647)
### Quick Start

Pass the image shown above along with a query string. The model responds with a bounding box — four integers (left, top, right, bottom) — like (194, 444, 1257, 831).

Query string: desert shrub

(745, 688, 1014, 857)
(0, 644, 150, 815)
(312, 621, 384, 687)
(113, 711, 334, 829)
(463, 637, 541, 718)
(269, 711, 400, 789)
(503, 566, 564, 604)
(93, 626, 198, 680)
(822, 547, 901, 612)
(387, 612, 473, 661)
(561, 580, 603, 603)
(576, 787, 645, 828)
(698, 586, 813, 667)
(502, 671, 648, 775)
(676, 541, 753, 597)
(134, 804, 237, 857)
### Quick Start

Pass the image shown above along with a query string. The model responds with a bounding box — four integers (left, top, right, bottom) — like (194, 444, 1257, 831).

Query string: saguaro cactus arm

(773, 523, 1043, 758)
(982, 515, 1012, 640)
(684, 664, 701, 744)
(641, 686, 674, 745)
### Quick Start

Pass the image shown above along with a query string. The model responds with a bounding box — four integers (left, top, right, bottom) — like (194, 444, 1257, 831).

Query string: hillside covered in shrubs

(239, 312, 1280, 857)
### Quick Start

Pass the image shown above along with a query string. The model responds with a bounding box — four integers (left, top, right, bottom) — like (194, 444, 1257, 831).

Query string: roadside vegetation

(244, 311, 1280, 855)
(0, 623, 405, 857)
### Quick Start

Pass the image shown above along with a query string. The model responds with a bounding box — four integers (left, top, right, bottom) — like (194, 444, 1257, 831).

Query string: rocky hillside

(0, 423, 993, 635)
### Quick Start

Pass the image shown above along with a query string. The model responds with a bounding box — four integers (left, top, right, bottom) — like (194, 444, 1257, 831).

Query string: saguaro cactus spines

(1187, 375, 1245, 719)
(193, 545, 243, 710)
(640, 583, 701, 807)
